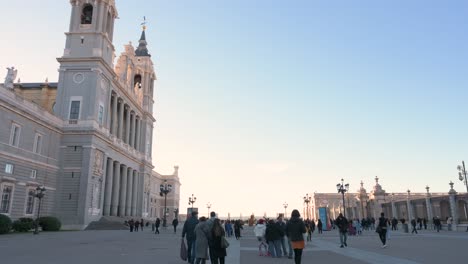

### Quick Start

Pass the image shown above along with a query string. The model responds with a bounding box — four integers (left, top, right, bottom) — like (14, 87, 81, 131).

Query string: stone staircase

(85, 216, 130, 230)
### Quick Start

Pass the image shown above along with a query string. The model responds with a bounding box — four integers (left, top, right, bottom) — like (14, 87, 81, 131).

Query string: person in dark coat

(134, 220, 139, 232)
(140, 218, 144, 231)
(335, 213, 348, 248)
(265, 219, 283, 257)
(286, 209, 306, 264)
(234, 220, 243, 240)
(377, 212, 388, 248)
(129, 219, 134, 232)
(317, 219, 323, 234)
(183, 211, 199, 264)
(173, 218, 179, 233)
(210, 218, 227, 264)
(411, 219, 418, 234)
(155, 218, 160, 234)
(194, 217, 210, 264)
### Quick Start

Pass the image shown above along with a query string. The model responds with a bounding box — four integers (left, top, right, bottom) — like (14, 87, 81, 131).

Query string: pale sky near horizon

(1, 0, 468, 217)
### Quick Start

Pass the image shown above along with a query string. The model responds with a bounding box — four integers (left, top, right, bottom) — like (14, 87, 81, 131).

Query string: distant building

(312, 177, 467, 230)
(0, 0, 180, 229)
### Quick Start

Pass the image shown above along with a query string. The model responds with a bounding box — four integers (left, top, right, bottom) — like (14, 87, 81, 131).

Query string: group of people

(125, 218, 146, 232)
(254, 210, 307, 264)
(182, 211, 228, 264)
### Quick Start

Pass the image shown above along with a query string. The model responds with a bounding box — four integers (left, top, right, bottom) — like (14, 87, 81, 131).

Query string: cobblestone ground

(0, 225, 467, 264)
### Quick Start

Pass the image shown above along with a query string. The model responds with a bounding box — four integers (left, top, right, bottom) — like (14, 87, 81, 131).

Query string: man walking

(377, 212, 388, 248)
(335, 213, 348, 248)
(411, 219, 418, 234)
(277, 216, 291, 258)
(172, 217, 179, 234)
(155, 218, 160, 234)
(182, 211, 199, 264)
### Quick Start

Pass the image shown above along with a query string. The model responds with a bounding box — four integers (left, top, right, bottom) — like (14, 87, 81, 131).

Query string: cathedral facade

(0, 0, 180, 229)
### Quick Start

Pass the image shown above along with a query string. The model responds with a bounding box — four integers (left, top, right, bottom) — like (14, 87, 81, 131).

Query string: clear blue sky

(1, 0, 468, 217)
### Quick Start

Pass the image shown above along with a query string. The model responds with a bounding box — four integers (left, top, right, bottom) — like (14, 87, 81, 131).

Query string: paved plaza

(1, 225, 467, 264)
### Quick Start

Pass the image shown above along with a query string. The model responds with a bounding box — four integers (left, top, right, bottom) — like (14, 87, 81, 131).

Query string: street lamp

(283, 202, 288, 217)
(336, 178, 349, 218)
(188, 194, 197, 209)
(159, 180, 173, 227)
(457, 161, 468, 193)
(33, 186, 46, 235)
(207, 202, 211, 217)
(303, 194, 311, 220)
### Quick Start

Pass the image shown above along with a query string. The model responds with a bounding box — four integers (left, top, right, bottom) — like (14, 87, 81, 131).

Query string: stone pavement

(0, 224, 467, 264)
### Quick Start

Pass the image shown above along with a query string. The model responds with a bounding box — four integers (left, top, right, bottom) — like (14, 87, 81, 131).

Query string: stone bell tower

(55, 0, 118, 122)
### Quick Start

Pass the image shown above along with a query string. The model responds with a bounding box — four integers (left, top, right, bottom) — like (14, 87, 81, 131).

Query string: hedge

(0, 214, 12, 234)
(12, 217, 34, 232)
(38, 216, 61, 231)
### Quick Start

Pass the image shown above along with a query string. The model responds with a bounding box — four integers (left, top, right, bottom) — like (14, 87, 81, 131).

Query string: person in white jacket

(254, 219, 268, 256)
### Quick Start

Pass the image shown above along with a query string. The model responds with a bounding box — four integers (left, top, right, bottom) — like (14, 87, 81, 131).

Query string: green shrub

(12, 218, 34, 232)
(38, 216, 61, 231)
(0, 214, 12, 234)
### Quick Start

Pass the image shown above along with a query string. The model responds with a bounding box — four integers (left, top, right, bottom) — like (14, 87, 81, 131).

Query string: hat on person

(258, 219, 265, 224)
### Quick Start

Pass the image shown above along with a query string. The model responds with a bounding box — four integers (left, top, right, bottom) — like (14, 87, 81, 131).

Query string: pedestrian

(411, 219, 418, 234)
(391, 217, 398, 230)
(135, 220, 139, 232)
(194, 217, 210, 264)
(210, 218, 227, 264)
(335, 213, 349, 248)
(286, 209, 306, 264)
(254, 219, 268, 256)
(317, 219, 323, 234)
(173, 217, 179, 233)
(434, 216, 441, 232)
(377, 212, 388, 248)
(265, 219, 283, 258)
(140, 218, 144, 231)
(155, 218, 160, 234)
(423, 218, 427, 230)
(277, 216, 292, 258)
(129, 219, 134, 232)
(234, 220, 243, 240)
(182, 211, 199, 264)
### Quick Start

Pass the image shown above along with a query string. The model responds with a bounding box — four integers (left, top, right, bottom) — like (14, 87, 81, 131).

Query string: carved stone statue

(4, 67, 17, 89)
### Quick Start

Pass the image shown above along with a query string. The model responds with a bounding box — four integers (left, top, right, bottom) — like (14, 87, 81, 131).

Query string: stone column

(425, 186, 434, 227)
(111, 95, 118, 135)
(135, 117, 140, 151)
(406, 190, 413, 222)
(103, 157, 113, 216)
(130, 112, 136, 148)
(69, 1, 79, 32)
(119, 165, 128, 216)
(125, 106, 131, 144)
(97, 1, 105, 32)
(449, 182, 458, 228)
(110, 161, 121, 216)
(391, 193, 397, 219)
(118, 99, 124, 139)
(126, 167, 133, 216)
(131, 170, 138, 216)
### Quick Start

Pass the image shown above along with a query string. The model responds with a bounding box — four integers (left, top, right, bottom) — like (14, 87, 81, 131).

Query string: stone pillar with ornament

(406, 190, 413, 222)
(391, 193, 398, 219)
(448, 181, 458, 229)
(425, 185, 434, 227)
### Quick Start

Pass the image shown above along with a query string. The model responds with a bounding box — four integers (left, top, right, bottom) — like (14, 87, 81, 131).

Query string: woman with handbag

(210, 218, 227, 264)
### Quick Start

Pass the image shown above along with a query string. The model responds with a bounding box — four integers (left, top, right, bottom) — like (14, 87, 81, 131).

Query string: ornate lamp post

(159, 180, 172, 227)
(336, 178, 349, 217)
(457, 161, 468, 193)
(303, 194, 311, 220)
(188, 194, 197, 209)
(283, 202, 288, 217)
(33, 186, 46, 235)
(206, 202, 212, 217)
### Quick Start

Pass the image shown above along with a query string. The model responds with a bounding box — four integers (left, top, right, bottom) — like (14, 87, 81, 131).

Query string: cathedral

(0, 0, 180, 229)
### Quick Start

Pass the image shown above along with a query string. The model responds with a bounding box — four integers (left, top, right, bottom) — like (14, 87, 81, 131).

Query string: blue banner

(319, 207, 328, 231)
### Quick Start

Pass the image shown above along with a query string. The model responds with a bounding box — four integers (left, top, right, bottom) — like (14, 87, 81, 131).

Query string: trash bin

(402, 223, 409, 233)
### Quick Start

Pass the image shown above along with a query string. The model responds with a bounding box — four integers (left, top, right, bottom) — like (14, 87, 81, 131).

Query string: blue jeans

(280, 236, 288, 256)
(339, 231, 347, 246)
(187, 238, 196, 264)
(268, 240, 282, 257)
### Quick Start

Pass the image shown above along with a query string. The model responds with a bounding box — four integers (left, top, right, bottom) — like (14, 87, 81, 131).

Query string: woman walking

(194, 217, 210, 264)
(211, 218, 227, 264)
(286, 209, 306, 264)
(377, 212, 388, 248)
(317, 219, 323, 234)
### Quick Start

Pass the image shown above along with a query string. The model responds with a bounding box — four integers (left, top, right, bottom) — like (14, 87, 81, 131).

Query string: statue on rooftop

(4, 67, 17, 89)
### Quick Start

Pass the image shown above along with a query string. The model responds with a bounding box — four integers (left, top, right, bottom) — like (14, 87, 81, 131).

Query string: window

(9, 123, 21, 147)
(69, 101, 81, 120)
(31, 170, 37, 179)
(25, 189, 35, 215)
(0, 185, 13, 214)
(33, 133, 43, 154)
(134, 74, 142, 89)
(81, 4, 93, 24)
(98, 105, 104, 125)
(5, 164, 14, 174)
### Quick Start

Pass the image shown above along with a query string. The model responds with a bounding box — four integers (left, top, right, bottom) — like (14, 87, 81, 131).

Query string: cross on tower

(141, 16, 147, 31)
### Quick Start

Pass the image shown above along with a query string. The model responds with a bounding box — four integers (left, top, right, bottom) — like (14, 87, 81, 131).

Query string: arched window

(81, 4, 93, 24)
(134, 74, 142, 89)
